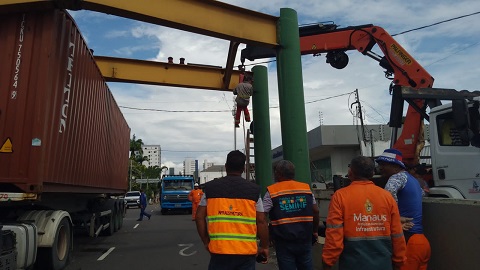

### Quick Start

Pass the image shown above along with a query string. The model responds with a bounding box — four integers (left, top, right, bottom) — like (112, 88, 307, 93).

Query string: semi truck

(0, 10, 130, 270)
(160, 175, 195, 215)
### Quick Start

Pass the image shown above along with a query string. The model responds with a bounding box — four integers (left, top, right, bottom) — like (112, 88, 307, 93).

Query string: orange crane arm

(299, 25, 434, 89)
(300, 24, 435, 164)
(242, 24, 435, 164)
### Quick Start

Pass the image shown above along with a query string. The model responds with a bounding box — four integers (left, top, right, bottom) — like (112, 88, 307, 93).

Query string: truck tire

(161, 208, 167, 215)
(36, 217, 71, 270)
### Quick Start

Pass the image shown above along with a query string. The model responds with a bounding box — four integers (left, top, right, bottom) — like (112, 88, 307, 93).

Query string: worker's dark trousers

(139, 206, 151, 220)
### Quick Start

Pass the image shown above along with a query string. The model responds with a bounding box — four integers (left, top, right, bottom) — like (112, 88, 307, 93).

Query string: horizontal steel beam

(1, 0, 278, 47)
(95, 56, 244, 91)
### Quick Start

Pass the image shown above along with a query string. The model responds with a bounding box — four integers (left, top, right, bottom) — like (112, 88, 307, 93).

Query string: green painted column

(276, 8, 311, 184)
(252, 65, 272, 195)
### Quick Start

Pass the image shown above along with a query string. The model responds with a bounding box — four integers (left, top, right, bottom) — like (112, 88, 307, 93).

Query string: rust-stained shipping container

(0, 10, 130, 195)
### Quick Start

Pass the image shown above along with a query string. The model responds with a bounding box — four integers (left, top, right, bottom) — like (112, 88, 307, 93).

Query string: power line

(425, 41, 480, 67)
(119, 106, 230, 112)
(120, 91, 353, 112)
(162, 149, 231, 153)
(392, 11, 480, 36)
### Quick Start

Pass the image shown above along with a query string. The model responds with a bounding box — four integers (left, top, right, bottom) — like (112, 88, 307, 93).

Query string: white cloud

(71, 0, 480, 172)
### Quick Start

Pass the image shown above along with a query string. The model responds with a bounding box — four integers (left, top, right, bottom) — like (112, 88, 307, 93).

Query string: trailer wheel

(36, 217, 71, 270)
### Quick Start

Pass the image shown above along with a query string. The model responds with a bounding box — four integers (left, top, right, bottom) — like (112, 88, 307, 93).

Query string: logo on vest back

(218, 205, 243, 216)
(279, 195, 307, 213)
(365, 199, 373, 213)
(353, 198, 387, 232)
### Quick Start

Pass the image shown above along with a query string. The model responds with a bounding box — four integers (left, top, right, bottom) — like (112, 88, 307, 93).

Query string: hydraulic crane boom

(242, 24, 435, 165)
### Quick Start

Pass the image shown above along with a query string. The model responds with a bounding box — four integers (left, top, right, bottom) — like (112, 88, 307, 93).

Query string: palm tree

(130, 134, 144, 159)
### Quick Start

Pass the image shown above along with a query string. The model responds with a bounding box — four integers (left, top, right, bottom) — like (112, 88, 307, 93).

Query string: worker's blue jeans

(208, 254, 255, 270)
(274, 239, 313, 270)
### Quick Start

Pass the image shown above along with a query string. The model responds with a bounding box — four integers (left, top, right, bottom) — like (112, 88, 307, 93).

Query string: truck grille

(165, 194, 188, 201)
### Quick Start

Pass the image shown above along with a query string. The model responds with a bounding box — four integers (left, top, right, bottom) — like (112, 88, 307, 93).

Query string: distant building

(272, 124, 430, 183)
(184, 158, 199, 179)
(203, 160, 214, 170)
(199, 165, 226, 185)
(142, 145, 161, 167)
(168, 167, 175, 175)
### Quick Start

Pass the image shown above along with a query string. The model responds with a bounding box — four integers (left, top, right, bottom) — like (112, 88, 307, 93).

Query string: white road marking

(134, 224, 139, 229)
(97, 247, 115, 261)
(178, 243, 197, 256)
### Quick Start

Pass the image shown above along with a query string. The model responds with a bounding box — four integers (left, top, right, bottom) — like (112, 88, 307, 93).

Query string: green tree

(130, 134, 144, 160)
(130, 134, 151, 166)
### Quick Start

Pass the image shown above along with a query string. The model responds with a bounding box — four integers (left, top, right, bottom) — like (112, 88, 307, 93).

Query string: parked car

(124, 191, 141, 208)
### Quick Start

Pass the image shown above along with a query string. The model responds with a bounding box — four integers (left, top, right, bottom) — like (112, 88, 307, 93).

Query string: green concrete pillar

(276, 8, 311, 184)
(252, 66, 273, 195)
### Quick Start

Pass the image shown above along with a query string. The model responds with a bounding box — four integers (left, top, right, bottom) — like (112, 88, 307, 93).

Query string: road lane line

(97, 247, 115, 261)
(178, 243, 197, 256)
(134, 224, 139, 229)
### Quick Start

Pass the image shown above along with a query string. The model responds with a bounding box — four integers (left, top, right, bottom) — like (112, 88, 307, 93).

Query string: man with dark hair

(322, 156, 406, 270)
(195, 150, 269, 269)
(377, 149, 431, 270)
(263, 160, 320, 270)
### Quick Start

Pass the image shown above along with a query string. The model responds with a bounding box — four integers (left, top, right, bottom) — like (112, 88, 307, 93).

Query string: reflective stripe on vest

(270, 216, 313, 225)
(207, 197, 257, 255)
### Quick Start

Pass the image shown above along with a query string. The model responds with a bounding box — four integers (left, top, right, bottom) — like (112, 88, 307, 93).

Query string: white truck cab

(428, 98, 480, 199)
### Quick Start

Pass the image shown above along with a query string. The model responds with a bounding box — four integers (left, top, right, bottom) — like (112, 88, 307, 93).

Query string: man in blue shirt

(137, 189, 151, 221)
(377, 148, 430, 270)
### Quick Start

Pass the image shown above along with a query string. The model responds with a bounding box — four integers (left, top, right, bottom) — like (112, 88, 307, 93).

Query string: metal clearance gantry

(1, 0, 313, 194)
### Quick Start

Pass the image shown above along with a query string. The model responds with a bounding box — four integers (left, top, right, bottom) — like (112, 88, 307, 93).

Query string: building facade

(184, 158, 198, 178)
(203, 160, 214, 170)
(142, 145, 161, 167)
(199, 165, 226, 185)
(272, 124, 429, 183)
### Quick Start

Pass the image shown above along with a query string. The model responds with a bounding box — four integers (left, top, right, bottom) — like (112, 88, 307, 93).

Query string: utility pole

(351, 89, 367, 146)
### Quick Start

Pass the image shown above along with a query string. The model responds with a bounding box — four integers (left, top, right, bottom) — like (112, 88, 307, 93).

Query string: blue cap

(376, 148, 406, 169)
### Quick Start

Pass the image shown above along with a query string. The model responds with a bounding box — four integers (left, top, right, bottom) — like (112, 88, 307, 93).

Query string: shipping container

(0, 10, 130, 195)
(0, 10, 129, 269)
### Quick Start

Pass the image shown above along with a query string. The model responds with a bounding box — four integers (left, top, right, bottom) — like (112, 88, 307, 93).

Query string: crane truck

(242, 23, 480, 200)
(0, 10, 129, 270)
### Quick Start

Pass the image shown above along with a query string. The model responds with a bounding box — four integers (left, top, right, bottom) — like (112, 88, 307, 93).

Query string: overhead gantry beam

(95, 56, 246, 91)
(0, 0, 278, 47)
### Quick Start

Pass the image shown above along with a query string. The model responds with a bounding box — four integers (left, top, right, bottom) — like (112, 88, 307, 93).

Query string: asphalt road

(64, 204, 280, 270)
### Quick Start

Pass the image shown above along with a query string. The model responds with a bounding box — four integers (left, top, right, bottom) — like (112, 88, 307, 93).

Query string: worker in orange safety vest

(188, 183, 204, 221)
(322, 156, 406, 270)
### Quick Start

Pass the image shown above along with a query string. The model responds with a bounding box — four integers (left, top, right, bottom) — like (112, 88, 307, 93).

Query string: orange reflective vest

(267, 180, 313, 241)
(205, 176, 260, 255)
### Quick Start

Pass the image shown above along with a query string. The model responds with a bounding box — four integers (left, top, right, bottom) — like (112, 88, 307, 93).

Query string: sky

(69, 0, 480, 172)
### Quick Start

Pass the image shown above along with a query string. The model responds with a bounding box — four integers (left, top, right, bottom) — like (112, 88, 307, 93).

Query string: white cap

(194, 183, 199, 187)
